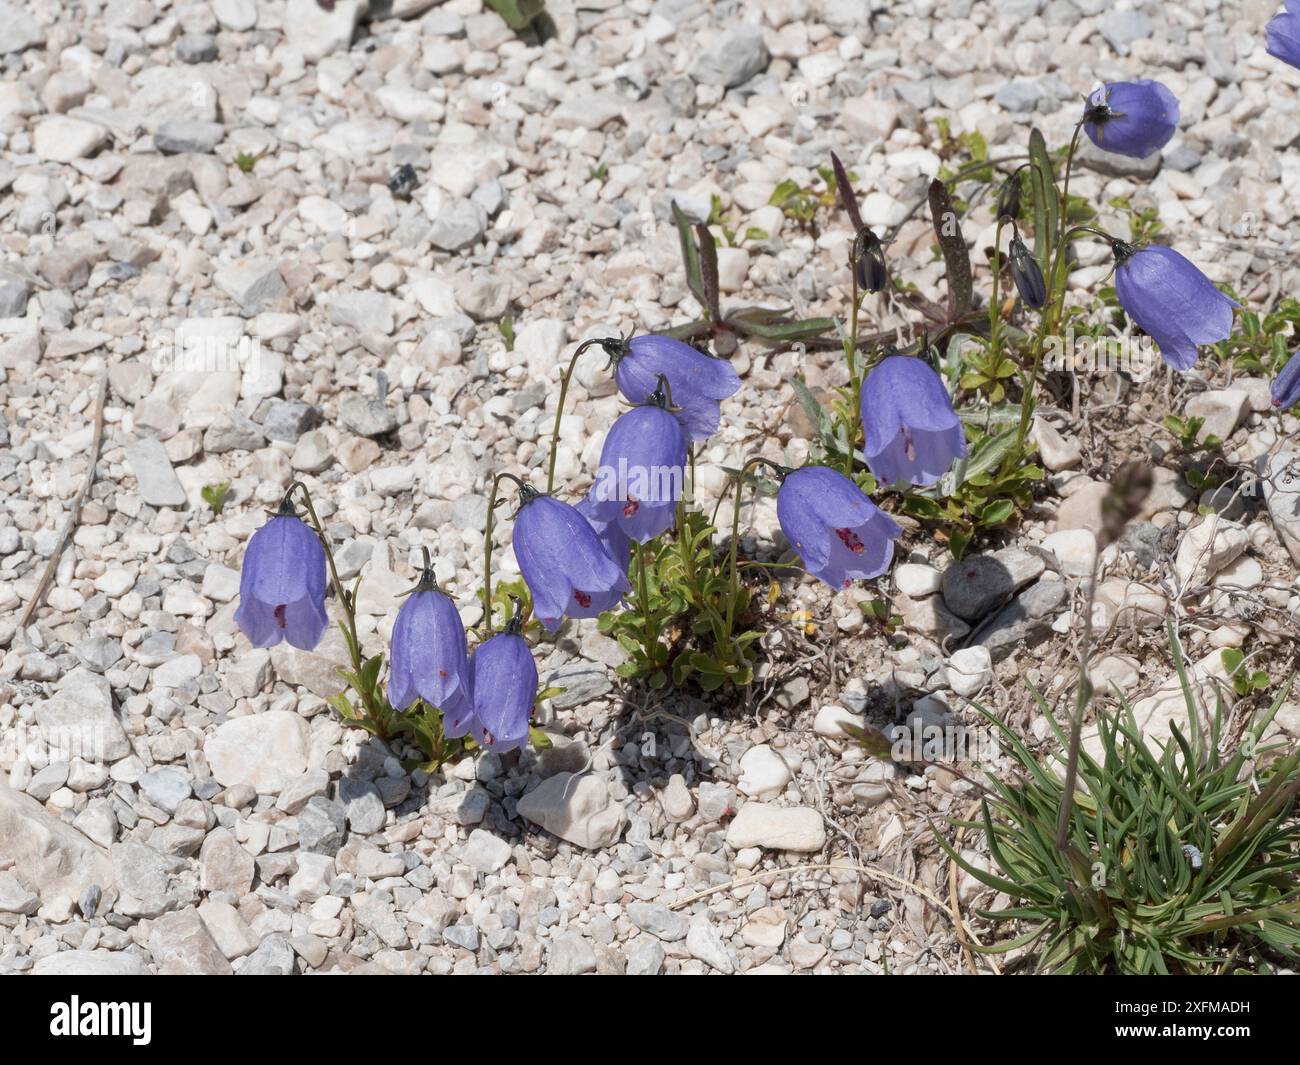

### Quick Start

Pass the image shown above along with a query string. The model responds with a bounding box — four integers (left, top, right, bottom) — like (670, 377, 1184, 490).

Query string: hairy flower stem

(285, 481, 391, 740)
(481, 472, 530, 635)
(546, 339, 607, 494)
(1012, 121, 1085, 459)
(635, 543, 656, 670)
(725, 457, 788, 636)
(1054, 548, 1100, 850)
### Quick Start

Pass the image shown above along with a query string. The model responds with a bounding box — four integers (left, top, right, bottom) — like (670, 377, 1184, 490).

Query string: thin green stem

(844, 267, 863, 476)
(1055, 548, 1101, 851)
(481, 472, 528, 635)
(547, 340, 605, 493)
(636, 544, 655, 670)
(725, 457, 787, 636)
(988, 217, 1005, 363)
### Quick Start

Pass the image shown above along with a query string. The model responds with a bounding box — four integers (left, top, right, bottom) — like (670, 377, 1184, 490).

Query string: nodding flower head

(1111, 242, 1238, 371)
(575, 495, 632, 573)
(852, 229, 888, 293)
(610, 334, 740, 443)
(1271, 348, 1300, 410)
(1267, 1, 1300, 70)
(1082, 80, 1179, 159)
(776, 466, 901, 590)
(588, 380, 687, 543)
(1008, 234, 1047, 310)
(513, 491, 631, 632)
(234, 499, 329, 651)
(996, 170, 1023, 222)
(387, 551, 470, 719)
(463, 626, 537, 755)
(860, 355, 967, 488)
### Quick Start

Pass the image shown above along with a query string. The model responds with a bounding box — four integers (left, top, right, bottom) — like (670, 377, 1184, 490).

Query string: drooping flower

(460, 620, 537, 754)
(831, 151, 888, 293)
(1082, 80, 1179, 159)
(1008, 234, 1046, 309)
(513, 486, 631, 631)
(575, 495, 631, 573)
(387, 554, 470, 719)
(1111, 242, 1238, 371)
(234, 503, 329, 651)
(588, 387, 687, 542)
(860, 355, 967, 488)
(995, 170, 1022, 222)
(1272, 348, 1300, 409)
(776, 466, 902, 590)
(605, 334, 740, 442)
(1267, 1, 1300, 70)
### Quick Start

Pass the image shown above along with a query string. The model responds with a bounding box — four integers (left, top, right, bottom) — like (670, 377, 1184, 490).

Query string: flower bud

(1009, 236, 1047, 310)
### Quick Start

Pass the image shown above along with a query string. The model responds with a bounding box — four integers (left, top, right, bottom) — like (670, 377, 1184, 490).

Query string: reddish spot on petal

(438, 668, 448, 678)
(843, 579, 852, 589)
(622, 494, 639, 519)
(903, 428, 916, 462)
(482, 728, 495, 747)
(574, 590, 592, 608)
(274, 604, 287, 629)
(835, 527, 865, 554)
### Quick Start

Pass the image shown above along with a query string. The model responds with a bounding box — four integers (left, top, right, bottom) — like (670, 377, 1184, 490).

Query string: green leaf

(201, 481, 232, 515)
(528, 725, 552, 750)
(1028, 127, 1058, 266)
(671, 200, 707, 310)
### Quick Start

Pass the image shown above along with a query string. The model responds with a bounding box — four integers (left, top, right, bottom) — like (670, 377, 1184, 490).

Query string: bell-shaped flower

(464, 626, 537, 755)
(1267, 1, 1300, 70)
(777, 466, 902, 589)
(234, 509, 329, 651)
(1272, 348, 1300, 409)
(1009, 235, 1046, 309)
(860, 355, 967, 488)
(610, 334, 740, 442)
(513, 488, 631, 631)
(1112, 242, 1238, 371)
(1082, 80, 1179, 159)
(387, 560, 470, 719)
(588, 391, 687, 543)
(575, 495, 631, 573)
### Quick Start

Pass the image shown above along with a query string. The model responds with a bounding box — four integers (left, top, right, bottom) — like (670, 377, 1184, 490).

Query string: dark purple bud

(387, 562, 470, 718)
(1009, 235, 1047, 310)
(611, 334, 740, 443)
(588, 400, 686, 543)
(234, 512, 328, 651)
(860, 355, 967, 488)
(1083, 80, 1179, 159)
(465, 629, 537, 755)
(1272, 347, 1300, 409)
(776, 466, 901, 590)
(513, 493, 631, 631)
(1268, 2, 1300, 70)
(852, 229, 888, 294)
(1112, 242, 1238, 371)
(996, 171, 1022, 222)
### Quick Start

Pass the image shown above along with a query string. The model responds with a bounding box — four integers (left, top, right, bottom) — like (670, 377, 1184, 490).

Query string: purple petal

(1083, 80, 1179, 159)
(1115, 246, 1237, 371)
(469, 632, 537, 755)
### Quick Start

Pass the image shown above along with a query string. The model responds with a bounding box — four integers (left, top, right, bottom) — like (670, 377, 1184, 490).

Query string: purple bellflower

(234, 499, 329, 651)
(777, 466, 902, 590)
(1009, 234, 1047, 310)
(513, 484, 631, 631)
(1272, 348, 1300, 409)
(1267, 1, 1300, 70)
(1083, 80, 1179, 159)
(860, 355, 967, 488)
(597, 334, 740, 443)
(463, 615, 538, 755)
(387, 550, 470, 720)
(1111, 242, 1238, 371)
(588, 379, 687, 542)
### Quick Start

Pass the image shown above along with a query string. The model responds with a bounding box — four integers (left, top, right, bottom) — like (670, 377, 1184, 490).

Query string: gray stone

(36, 671, 131, 763)
(139, 767, 192, 813)
(0, 279, 30, 317)
(462, 828, 512, 873)
(0, 1, 45, 52)
(125, 437, 188, 507)
(32, 950, 147, 975)
(971, 580, 1069, 661)
(690, 26, 769, 88)
(298, 796, 347, 855)
(543, 663, 613, 710)
(517, 773, 624, 849)
(338, 778, 385, 835)
(155, 120, 225, 154)
(206, 711, 310, 795)
(112, 842, 188, 918)
(204, 412, 266, 453)
(1261, 451, 1300, 565)
(214, 258, 285, 309)
(1101, 8, 1153, 52)
(626, 939, 665, 975)
(627, 901, 687, 942)
(0, 870, 40, 915)
(443, 923, 479, 950)
(76, 635, 123, 673)
(686, 918, 736, 973)
(339, 394, 398, 437)
(430, 198, 488, 251)
(199, 827, 255, 894)
(941, 548, 1044, 621)
(995, 80, 1044, 113)
(330, 293, 395, 335)
(236, 934, 297, 975)
(176, 33, 218, 63)
(262, 399, 321, 443)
